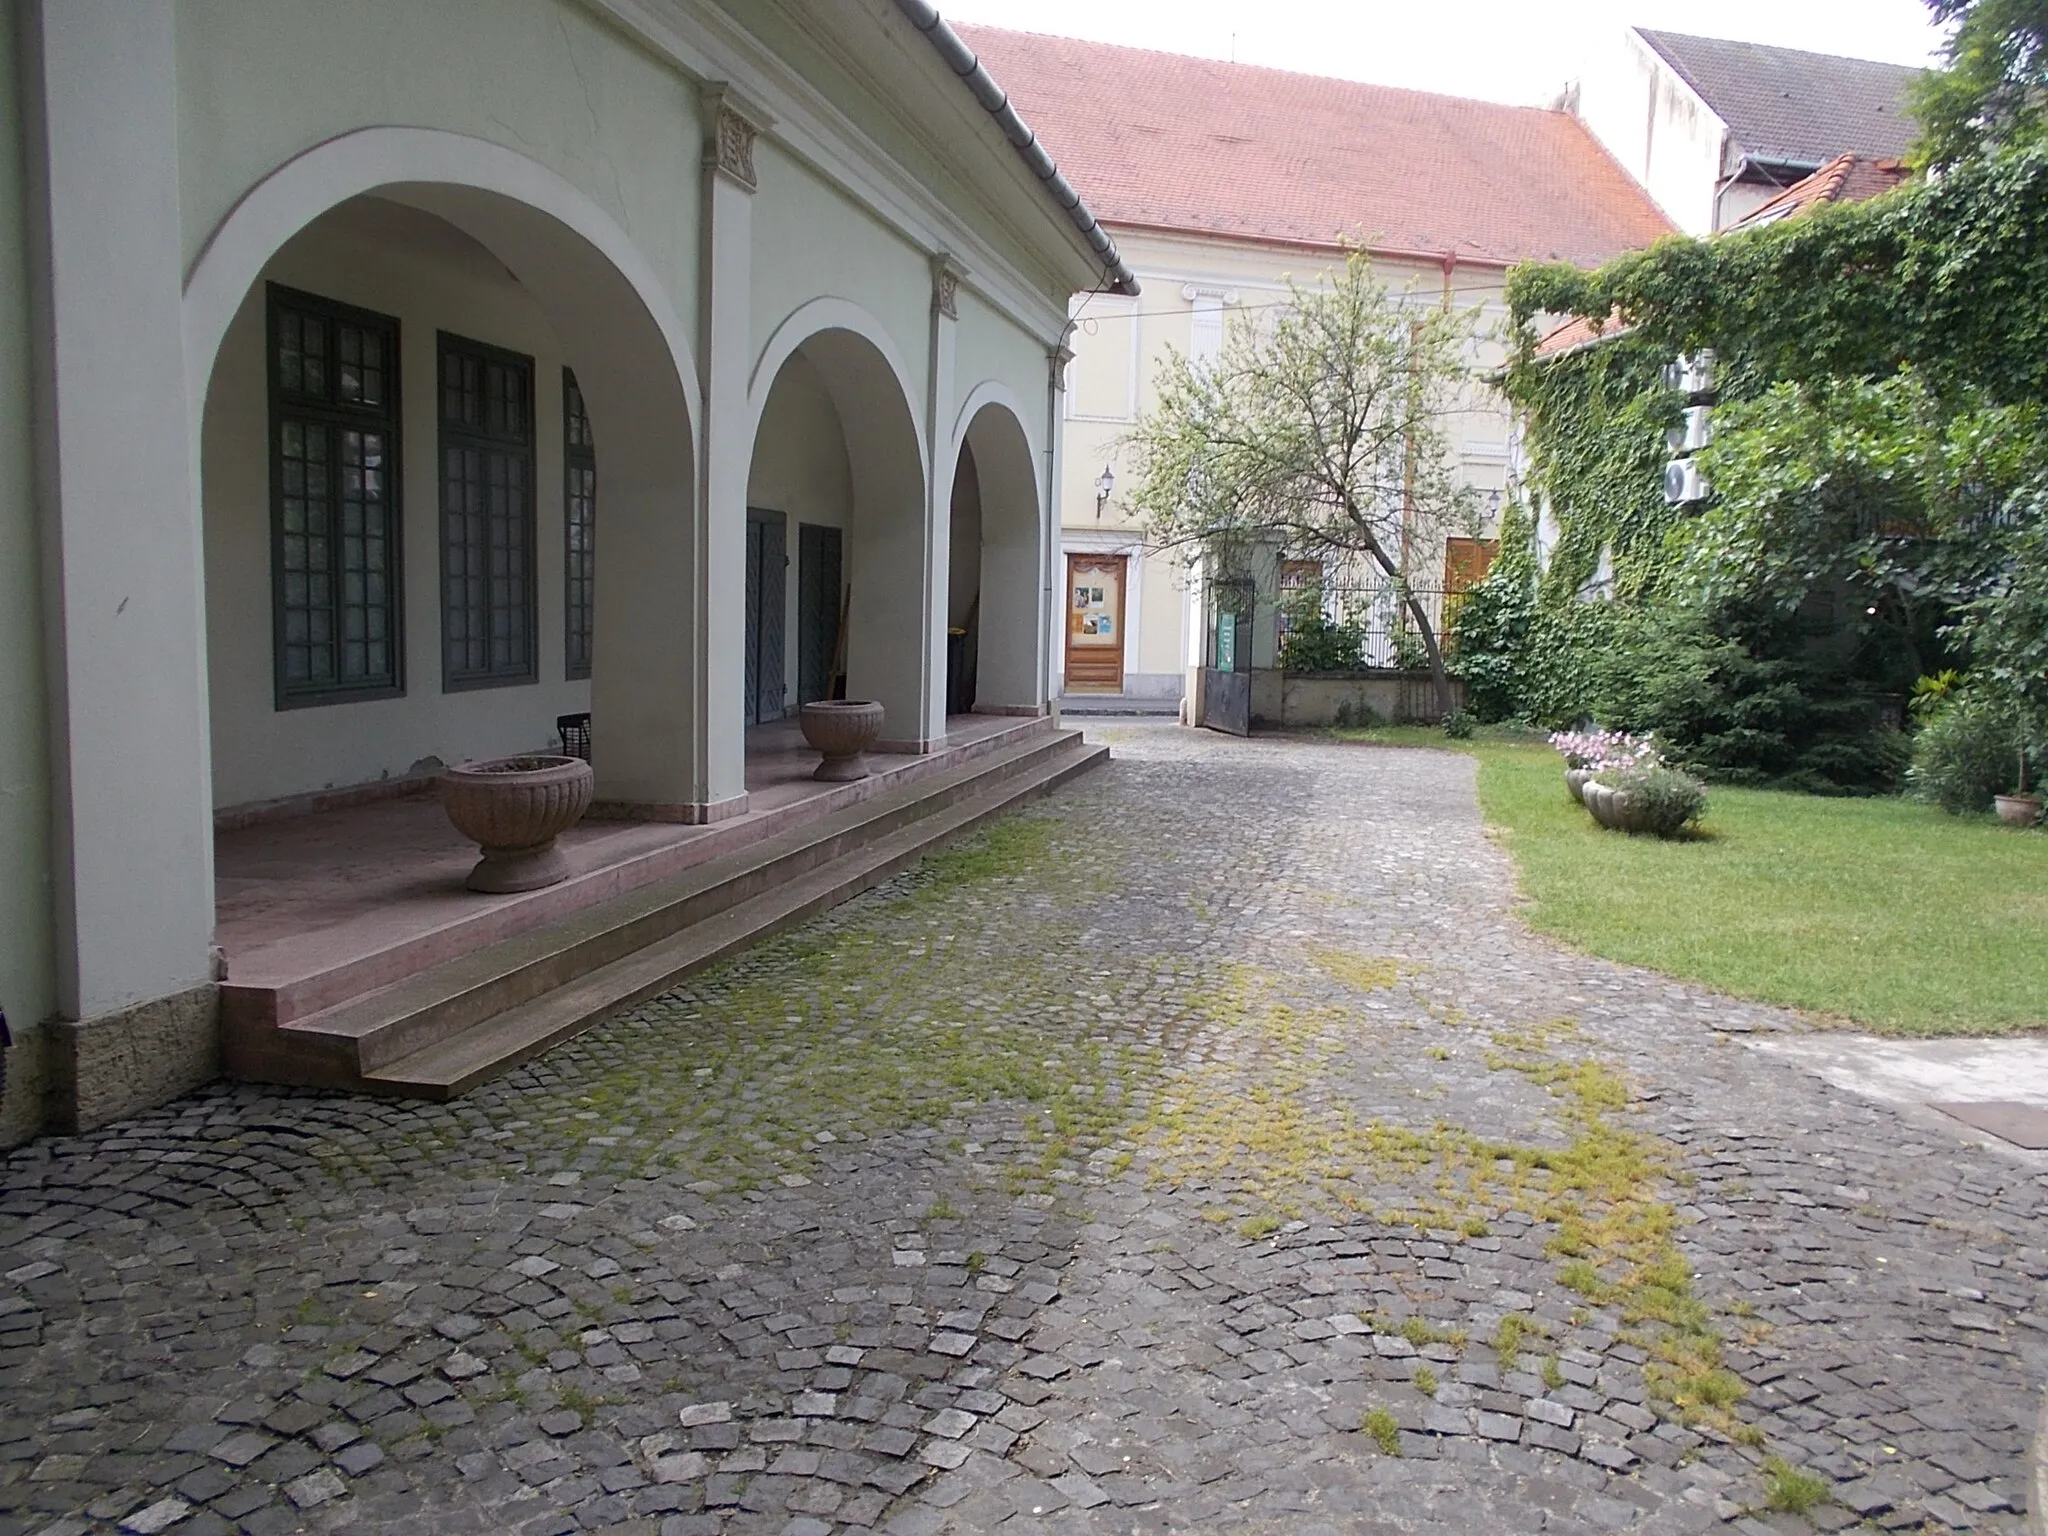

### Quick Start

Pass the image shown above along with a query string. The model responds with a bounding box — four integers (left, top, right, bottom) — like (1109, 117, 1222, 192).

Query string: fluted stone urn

(799, 699, 885, 782)
(440, 754, 595, 893)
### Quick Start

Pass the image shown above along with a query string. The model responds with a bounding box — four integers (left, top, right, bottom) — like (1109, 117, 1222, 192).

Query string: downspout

(1044, 316, 1078, 724)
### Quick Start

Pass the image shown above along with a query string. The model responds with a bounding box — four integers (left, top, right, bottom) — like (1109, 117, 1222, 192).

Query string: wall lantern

(1095, 465, 1116, 518)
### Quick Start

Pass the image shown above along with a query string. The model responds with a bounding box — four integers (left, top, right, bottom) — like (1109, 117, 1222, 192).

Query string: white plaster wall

(747, 352, 852, 712)
(748, 140, 930, 414)
(172, 0, 701, 346)
(0, 3, 58, 1141)
(1575, 31, 1725, 236)
(203, 198, 596, 809)
(953, 288, 1050, 452)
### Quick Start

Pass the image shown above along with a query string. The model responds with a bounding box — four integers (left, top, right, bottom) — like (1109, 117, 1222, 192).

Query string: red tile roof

(1532, 311, 1631, 358)
(958, 24, 1675, 270)
(1731, 153, 1910, 228)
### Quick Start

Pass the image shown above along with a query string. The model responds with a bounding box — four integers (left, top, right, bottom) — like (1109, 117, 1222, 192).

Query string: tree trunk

(1401, 588, 1454, 722)
(1341, 498, 1454, 722)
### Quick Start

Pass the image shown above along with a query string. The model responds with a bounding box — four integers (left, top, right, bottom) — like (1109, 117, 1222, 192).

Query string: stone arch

(746, 299, 932, 744)
(946, 384, 1045, 712)
(183, 127, 705, 808)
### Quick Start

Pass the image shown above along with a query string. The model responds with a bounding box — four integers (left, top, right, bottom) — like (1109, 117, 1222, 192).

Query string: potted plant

(1588, 761, 1707, 838)
(799, 699, 886, 781)
(440, 754, 595, 892)
(1550, 728, 1655, 805)
(1994, 740, 2041, 826)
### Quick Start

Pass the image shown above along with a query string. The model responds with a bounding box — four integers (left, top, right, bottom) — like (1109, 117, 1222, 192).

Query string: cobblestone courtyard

(3, 727, 2042, 1536)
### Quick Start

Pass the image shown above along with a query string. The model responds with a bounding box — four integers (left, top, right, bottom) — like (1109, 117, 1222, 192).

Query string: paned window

(563, 369, 596, 680)
(439, 333, 537, 689)
(268, 286, 402, 707)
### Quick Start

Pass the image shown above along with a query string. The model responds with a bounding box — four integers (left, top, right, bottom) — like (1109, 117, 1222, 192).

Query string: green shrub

(1441, 710, 1474, 739)
(1279, 592, 1365, 672)
(1605, 762, 1708, 837)
(1908, 686, 2031, 812)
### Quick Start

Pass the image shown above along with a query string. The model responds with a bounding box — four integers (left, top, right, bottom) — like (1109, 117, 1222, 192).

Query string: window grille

(563, 369, 596, 680)
(268, 286, 403, 707)
(439, 332, 537, 690)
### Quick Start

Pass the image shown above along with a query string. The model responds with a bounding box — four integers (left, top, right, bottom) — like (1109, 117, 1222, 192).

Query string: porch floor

(214, 713, 1033, 1010)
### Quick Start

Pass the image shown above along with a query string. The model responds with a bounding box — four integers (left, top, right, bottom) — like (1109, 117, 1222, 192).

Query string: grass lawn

(1335, 725, 2048, 1038)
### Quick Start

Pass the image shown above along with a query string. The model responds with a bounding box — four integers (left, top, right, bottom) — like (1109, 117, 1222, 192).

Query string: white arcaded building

(0, 0, 1133, 1144)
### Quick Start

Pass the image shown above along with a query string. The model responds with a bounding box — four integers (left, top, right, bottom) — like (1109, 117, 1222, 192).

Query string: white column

(915, 257, 963, 746)
(25, 2, 213, 1018)
(693, 88, 769, 817)
(1044, 342, 1072, 706)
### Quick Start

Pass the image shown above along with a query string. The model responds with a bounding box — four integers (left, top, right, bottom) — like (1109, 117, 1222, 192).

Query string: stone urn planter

(1583, 779, 1647, 833)
(1564, 767, 1594, 805)
(800, 699, 885, 782)
(1994, 793, 2041, 827)
(440, 754, 595, 893)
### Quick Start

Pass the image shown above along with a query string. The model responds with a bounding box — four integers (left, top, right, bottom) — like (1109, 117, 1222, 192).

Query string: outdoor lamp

(1095, 465, 1115, 518)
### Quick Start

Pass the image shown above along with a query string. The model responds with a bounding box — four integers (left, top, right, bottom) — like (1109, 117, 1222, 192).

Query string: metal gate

(1199, 575, 1254, 736)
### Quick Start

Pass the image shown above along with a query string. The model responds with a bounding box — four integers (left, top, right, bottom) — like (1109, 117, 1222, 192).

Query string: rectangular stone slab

(1929, 1101, 2048, 1150)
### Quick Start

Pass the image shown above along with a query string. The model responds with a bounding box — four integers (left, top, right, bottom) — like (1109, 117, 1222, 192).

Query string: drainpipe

(1044, 317, 1077, 726)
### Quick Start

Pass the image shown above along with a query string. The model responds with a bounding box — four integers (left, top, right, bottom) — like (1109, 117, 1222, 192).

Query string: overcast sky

(933, 0, 1952, 107)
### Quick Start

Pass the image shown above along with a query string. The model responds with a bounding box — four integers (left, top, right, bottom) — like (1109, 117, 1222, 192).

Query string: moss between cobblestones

(309, 812, 1179, 1205)
(1135, 953, 1752, 1436)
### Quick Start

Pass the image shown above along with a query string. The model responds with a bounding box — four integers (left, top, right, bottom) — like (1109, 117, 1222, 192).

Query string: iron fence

(1276, 582, 1458, 673)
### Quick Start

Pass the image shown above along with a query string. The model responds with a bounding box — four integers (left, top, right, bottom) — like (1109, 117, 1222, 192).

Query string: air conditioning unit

(1662, 458, 1710, 505)
(1664, 405, 1713, 455)
(1661, 351, 1715, 397)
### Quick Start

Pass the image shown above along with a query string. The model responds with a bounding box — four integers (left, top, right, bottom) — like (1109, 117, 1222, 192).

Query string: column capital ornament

(1049, 343, 1075, 391)
(700, 84, 772, 192)
(931, 254, 966, 320)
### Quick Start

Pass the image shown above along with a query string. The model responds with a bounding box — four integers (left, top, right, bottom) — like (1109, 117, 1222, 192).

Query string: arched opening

(949, 395, 1045, 713)
(188, 136, 700, 820)
(744, 318, 929, 747)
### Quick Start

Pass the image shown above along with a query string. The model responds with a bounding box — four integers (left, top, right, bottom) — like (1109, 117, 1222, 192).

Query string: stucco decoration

(932, 254, 964, 320)
(712, 105, 759, 190)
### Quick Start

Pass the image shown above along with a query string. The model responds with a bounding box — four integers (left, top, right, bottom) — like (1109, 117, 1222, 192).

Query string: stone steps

(223, 727, 1106, 1099)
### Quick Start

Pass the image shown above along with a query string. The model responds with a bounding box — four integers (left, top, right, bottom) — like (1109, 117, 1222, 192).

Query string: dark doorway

(744, 509, 787, 725)
(797, 522, 843, 707)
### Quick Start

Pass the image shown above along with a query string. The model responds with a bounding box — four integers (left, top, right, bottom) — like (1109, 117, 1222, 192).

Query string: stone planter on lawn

(800, 699, 885, 782)
(1994, 793, 2042, 827)
(440, 754, 595, 893)
(1583, 780, 1648, 834)
(1565, 767, 1593, 804)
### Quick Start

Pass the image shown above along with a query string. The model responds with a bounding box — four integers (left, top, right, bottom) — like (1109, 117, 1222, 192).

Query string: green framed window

(267, 285, 403, 708)
(564, 368, 596, 681)
(439, 332, 537, 690)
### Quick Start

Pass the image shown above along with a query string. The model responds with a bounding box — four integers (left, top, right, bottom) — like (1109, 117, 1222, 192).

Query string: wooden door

(1064, 553, 1127, 693)
(744, 510, 787, 724)
(797, 523, 842, 707)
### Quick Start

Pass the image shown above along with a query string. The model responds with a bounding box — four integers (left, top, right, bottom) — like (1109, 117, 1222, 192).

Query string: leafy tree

(1913, 0, 2048, 170)
(1119, 252, 1479, 716)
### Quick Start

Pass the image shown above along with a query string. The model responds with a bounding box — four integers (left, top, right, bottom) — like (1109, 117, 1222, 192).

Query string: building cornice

(583, 0, 1072, 341)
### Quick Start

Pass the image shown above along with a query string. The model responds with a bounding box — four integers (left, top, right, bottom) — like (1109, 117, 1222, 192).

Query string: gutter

(892, 0, 1141, 297)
